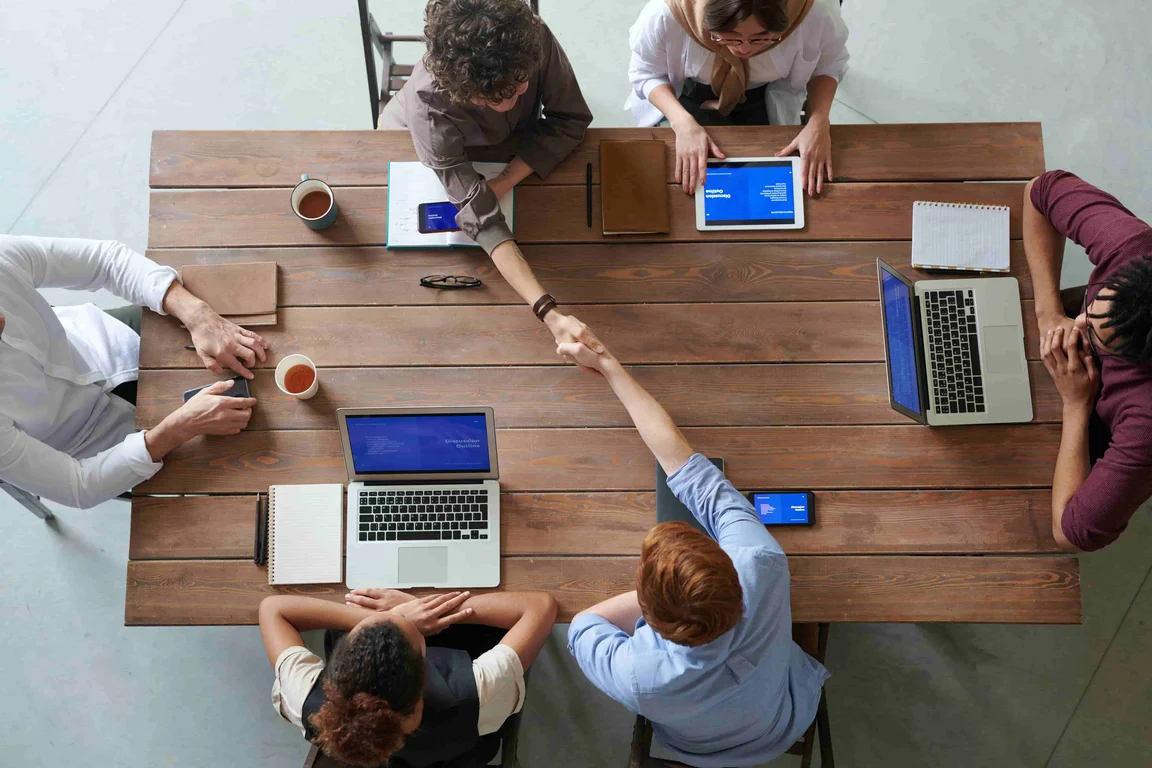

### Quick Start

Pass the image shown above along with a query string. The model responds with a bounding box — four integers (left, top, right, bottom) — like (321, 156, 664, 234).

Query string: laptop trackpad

(982, 326, 1024, 375)
(398, 547, 449, 585)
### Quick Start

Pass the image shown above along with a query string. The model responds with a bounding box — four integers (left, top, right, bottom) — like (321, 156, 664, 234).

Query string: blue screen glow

(881, 269, 923, 414)
(421, 201, 460, 232)
(347, 414, 490, 474)
(702, 162, 796, 225)
(752, 493, 811, 525)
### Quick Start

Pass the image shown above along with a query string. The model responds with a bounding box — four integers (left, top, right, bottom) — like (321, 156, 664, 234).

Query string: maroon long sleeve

(1030, 171, 1152, 550)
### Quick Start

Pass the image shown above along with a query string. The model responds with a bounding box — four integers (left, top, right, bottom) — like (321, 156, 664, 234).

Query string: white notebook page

(386, 161, 514, 248)
(911, 201, 1010, 273)
(268, 483, 343, 585)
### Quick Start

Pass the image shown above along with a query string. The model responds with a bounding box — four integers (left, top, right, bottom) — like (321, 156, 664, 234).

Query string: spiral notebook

(911, 201, 1011, 273)
(267, 483, 343, 585)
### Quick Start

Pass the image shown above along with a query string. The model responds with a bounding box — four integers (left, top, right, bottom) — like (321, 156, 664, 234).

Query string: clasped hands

(346, 588, 475, 636)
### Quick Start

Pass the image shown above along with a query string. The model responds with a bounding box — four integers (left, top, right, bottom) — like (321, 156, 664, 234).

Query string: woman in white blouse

(627, 0, 849, 196)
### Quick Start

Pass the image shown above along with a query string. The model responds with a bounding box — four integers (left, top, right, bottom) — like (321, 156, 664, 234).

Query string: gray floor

(3, 1, 1151, 765)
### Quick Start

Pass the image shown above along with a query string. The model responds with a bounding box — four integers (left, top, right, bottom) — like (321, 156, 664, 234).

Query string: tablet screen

(702, 160, 796, 226)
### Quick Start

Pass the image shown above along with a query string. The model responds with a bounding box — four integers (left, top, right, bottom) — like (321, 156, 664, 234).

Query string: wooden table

(127, 123, 1081, 626)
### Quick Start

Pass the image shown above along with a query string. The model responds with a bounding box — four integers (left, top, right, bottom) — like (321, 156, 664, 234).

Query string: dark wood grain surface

(148, 182, 1025, 248)
(125, 555, 1080, 625)
(135, 425, 1060, 495)
(149, 124, 1045, 188)
(145, 242, 1035, 305)
(133, 124, 1076, 626)
(134, 362, 1063, 431)
(129, 489, 1060, 559)
(137, 301, 1042, 368)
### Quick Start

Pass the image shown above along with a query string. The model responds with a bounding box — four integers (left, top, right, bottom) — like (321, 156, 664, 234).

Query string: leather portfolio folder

(599, 140, 670, 235)
(180, 262, 278, 326)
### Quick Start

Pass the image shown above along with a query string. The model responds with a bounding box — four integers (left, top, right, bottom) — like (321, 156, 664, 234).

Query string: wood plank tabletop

(130, 123, 1079, 626)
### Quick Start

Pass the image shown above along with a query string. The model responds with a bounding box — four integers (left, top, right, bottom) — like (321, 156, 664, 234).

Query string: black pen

(254, 493, 268, 565)
(184, 345, 195, 350)
(585, 162, 592, 229)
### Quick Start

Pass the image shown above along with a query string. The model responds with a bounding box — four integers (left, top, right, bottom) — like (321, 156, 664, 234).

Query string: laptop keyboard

(357, 488, 490, 542)
(924, 290, 986, 415)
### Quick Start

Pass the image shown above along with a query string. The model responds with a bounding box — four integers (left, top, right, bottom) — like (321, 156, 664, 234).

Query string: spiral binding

(915, 201, 1009, 211)
(267, 488, 277, 584)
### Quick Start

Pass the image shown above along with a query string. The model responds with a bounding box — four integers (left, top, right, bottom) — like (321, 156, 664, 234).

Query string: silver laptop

(337, 406, 501, 589)
(876, 259, 1032, 426)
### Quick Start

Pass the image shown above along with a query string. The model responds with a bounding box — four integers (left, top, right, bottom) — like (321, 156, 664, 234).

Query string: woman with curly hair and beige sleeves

(381, 0, 602, 357)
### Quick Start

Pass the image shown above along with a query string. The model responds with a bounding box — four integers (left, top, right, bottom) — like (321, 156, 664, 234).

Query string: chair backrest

(357, 0, 541, 128)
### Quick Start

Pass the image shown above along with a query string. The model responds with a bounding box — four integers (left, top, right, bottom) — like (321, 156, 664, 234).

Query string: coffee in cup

(291, 174, 339, 230)
(275, 354, 319, 400)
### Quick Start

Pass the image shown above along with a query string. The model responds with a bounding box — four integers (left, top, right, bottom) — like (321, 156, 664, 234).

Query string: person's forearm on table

(489, 240, 568, 330)
(459, 591, 557, 668)
(1023, 178, 1068, 324)
(1050, 405, 1091, 551)
(161, 281, 215, 329)
(258, 596, 374, 665)
(487, 157, 534, 200)
(596, 357, 694, 475)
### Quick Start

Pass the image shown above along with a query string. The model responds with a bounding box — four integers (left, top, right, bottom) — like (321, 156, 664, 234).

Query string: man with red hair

(561, 335, 828, 767)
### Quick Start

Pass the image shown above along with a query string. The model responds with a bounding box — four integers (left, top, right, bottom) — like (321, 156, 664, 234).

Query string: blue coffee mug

(291, 174, 339, 230)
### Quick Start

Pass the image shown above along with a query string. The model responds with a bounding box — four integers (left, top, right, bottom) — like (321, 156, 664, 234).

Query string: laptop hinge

(363, 479, 485, 486)
(913, 293, 931, 424)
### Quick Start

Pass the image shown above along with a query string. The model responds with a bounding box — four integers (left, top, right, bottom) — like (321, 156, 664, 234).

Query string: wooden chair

(628, 623, 833, 768)
(356, 0, 540, 129)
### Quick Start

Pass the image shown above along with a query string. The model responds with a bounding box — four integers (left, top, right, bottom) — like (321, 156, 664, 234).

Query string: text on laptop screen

(702, 161, 795, 225)
(881, 270, 923, 414)
(346, 413, 491, 474)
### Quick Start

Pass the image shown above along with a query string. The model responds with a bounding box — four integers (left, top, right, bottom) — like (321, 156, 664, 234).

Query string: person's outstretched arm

(258, 596, 374, 667)
(556, 343, 692, 476)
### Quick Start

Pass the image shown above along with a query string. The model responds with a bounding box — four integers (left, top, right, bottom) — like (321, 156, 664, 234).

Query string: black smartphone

(417, 201, 460, 234)
(745, 491, 815, 526)
(182, 376, 250, 403)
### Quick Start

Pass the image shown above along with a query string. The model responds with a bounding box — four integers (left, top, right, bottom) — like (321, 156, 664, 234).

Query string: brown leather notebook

(180, 262, 278, 326)
(599, 140, 670, 235)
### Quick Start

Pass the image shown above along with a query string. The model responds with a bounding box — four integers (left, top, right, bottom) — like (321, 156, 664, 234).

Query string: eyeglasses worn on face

(709, 31, 783, 46)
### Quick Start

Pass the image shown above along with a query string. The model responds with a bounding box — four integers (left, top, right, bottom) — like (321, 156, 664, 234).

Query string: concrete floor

(3, 0, 1151, 765)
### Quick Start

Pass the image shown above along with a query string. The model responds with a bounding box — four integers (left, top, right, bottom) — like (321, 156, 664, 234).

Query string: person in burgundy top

(1023, 170, 1152, 551)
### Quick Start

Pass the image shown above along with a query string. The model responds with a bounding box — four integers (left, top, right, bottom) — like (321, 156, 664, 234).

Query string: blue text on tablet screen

(752, 493, 810, 524)
(703, 162, 795, 225)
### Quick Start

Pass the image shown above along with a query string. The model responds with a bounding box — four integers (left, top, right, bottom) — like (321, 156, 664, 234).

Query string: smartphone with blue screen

(418, 201, 460, 233)
(746, 491, 815, 526)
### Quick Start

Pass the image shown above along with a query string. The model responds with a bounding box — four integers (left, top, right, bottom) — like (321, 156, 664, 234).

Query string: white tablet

(694, 157, 805, 231)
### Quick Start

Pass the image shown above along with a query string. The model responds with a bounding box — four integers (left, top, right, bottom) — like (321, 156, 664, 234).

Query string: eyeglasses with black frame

(1081, 281, 1119, 358)
(420, 274, 483, 290)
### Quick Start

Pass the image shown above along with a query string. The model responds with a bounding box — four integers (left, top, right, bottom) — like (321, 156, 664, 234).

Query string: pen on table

(585, 162, 592, 229)
(184, 345, 195, 350)
(254, 493, 268, 566)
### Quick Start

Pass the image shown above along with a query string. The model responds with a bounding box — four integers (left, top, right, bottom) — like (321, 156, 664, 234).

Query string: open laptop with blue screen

(337, 407, 500, 588)
(876, 258, 1032, 426)
(694, 157, 805, 231)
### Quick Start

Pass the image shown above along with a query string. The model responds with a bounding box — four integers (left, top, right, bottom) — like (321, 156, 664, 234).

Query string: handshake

(547, 314, 619, 377)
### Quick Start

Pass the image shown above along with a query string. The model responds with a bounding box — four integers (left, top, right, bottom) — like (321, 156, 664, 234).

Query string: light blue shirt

(567, 453, 829, 766)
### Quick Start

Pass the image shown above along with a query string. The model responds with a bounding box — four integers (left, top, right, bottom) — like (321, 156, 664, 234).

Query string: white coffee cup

(275, 354, 319, 400)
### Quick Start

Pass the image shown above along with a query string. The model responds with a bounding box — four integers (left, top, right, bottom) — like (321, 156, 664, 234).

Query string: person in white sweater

(0, 235, 267, 509)
(627, 0, 849, 196)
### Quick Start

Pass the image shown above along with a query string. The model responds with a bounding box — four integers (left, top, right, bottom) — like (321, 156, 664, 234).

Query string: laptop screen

(345, 413, 492, 475)
(879, 265, 924, 416)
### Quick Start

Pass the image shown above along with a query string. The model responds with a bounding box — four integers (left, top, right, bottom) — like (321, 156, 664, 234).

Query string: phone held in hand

(417, 201, 461, 234)
(182, 376, 251, 403)
(745, 491, 815, 526)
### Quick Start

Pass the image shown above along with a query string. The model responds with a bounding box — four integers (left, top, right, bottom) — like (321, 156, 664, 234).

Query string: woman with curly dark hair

(380, 0, 600, 360)
(260, 588, 557, 767)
